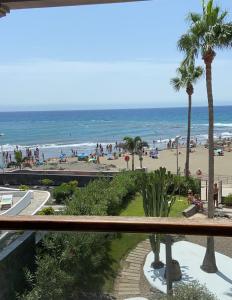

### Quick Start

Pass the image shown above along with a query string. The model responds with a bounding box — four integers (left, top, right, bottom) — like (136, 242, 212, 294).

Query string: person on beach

(193, 194, 203, 211)
(187, 190, 194, 205)
(187, 190, 203, 211)
(214, 183, 219, 208)
(196, 169, 202, 177)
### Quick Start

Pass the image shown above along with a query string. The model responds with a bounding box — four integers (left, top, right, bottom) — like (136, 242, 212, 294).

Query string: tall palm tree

(123, 136, 142, 171)
(178, 0, 232, 273)
(136, 140, 149, 169)
(171, 63, 203, 177)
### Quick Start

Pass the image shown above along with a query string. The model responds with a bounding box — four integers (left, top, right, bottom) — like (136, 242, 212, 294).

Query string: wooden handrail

(0, 216, 231, 236)
(1, 0, 142, 11)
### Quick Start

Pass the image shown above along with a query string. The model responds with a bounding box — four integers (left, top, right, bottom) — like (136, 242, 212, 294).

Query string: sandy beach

(32, 145, 232, 178)
(101, 146, 232, 177)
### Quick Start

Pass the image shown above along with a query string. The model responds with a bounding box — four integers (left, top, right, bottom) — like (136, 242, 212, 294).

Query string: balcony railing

(0, 216, 231, 299)
(0, 215, 231, 236)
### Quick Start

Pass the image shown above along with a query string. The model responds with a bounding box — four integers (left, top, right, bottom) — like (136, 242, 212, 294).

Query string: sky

(0, 0, 232, 111)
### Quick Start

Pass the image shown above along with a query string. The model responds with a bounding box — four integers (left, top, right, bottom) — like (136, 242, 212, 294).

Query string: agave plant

(140, 167, 178, 268)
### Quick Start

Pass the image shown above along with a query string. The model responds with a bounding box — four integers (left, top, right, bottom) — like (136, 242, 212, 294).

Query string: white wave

(201, 123, 232, 127)
(215, 123, 232, 127)
(197, 134, 208, 139)
(1, 142, 113, 152)
(221, 132, 232, 137)
(196, 134, 218, 140)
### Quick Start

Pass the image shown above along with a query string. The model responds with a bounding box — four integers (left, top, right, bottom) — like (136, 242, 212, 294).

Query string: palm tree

(171, 63, 203, 177)
(123, 136, 142, 171)
(136, 140, 149, 169)
(14, 150, 23, 170)
(178, 0, 232, 273)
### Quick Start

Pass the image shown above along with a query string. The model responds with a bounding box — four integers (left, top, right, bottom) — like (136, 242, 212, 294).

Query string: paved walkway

(19, 190, 50, 215)
(114, 239, 151, 300)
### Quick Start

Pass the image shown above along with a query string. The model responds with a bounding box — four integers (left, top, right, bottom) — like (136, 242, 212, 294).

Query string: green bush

(40, 178, 54, 186)
(64, 173, 138, 215)
(171, 176, 200, 195)
(224, 193, 232, 206)
(53, 180, 78, 204)
(21, 172, 138, 299)
(7, 161, 17, 168)
(107, 172, 139, 214)
(38, 207, 55, 215)
(159, 280, 218, 300)
(19, 185, 29, 191)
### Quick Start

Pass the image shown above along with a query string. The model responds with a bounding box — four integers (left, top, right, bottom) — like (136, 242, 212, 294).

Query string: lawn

(104, 193, 188, 292)
(120, 193, 188, 217)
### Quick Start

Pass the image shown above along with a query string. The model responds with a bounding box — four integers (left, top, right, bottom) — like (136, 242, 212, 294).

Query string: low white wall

(0, 191, 32, 216)
(0, 191, 27, 198)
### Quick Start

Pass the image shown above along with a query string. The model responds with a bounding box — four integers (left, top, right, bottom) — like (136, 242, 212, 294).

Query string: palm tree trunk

(132, 153, 135, 171)
(201, 51, 218, 273)
(139, 154, 143, 169)
(205, 59, 215, 219)
(165, 235, 173, 296)
(185, 93, 192, 177)
(201, 236, 218, 273)
(150, 234, 164, 269)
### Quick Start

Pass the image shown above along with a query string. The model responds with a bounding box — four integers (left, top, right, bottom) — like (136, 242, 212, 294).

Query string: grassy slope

(104, 194, 188, 292)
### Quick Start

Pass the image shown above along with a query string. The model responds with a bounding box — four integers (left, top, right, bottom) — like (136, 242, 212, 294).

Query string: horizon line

(0, 104, 231, 113)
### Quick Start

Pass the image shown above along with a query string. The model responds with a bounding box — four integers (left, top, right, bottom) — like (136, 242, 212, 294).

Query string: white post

(176, 141, 179, 175)
(1, 144, 4, 174)
(218, 180, 222, 205)
(175, 136, 181, 175)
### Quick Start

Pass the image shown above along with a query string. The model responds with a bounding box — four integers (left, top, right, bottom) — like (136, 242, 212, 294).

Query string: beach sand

(33, 146, 232, 178)
(101, 146, 232, 177)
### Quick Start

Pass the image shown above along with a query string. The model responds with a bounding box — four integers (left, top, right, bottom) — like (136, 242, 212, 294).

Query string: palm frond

(178, 0, 231, 61)
(134, 136, 142, 143)
(170, 77, 182, 92)
(171, 62, 203, 92)
(213, 23, 232, 48)
(187, 12, 202, 24)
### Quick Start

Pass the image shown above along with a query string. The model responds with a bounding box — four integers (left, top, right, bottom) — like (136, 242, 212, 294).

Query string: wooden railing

(1, 0, 140, 13)
(0, 216, 231, 236)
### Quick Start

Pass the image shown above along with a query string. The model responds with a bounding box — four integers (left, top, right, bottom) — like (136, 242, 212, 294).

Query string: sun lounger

(78, 153, 89, 161)
(88, 158, 97, 163)
(35, 160, 44, 166)
(0, 194, 13, 210)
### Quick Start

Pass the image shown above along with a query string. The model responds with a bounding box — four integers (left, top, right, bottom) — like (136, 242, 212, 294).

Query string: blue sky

(0, 0, 232, 110)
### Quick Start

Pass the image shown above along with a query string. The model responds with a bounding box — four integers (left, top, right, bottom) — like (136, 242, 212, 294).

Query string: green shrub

(38, 207, 55, 215)
(224, 193, 232, 206)
(159, 280, 218, 300)
(171, 176, 200, 195)
(19, 185, 29, 191)
(40, 178, 54, 186)
(21, 172, 138, 299)
(7, 161, 17, 168)
(66, 178, 109, 215)
(53, 180, 78, 204)
(107, 172, 138, 215)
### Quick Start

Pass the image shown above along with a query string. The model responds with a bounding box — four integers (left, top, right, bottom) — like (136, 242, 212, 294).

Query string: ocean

(0, 106, 232, 159)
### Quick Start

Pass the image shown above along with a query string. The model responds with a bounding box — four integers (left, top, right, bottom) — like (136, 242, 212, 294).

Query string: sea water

(0, 106, 231, 159)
